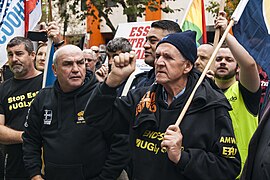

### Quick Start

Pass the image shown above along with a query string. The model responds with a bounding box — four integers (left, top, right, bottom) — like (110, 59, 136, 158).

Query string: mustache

(11, 63, 22, 67)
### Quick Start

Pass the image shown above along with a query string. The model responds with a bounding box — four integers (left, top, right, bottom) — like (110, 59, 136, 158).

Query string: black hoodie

(84, 70, 241, 180)
(23, 72, 129, 180)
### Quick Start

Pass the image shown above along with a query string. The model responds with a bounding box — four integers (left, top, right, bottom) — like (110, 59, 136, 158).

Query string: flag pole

(180, 0, 194, 27)
(24, 0, 29, 36)
(213, 0, 225, 47)
(48, 0, 53, 22)
(42, 38, 53, 88)
(201, 0, 207, 43)
(209, 0, 225, 71)
(41, 0, 54, 88)
(231, 0, 249, 23)
(174, 0, 250, 126)
(175, 20, 234, 127)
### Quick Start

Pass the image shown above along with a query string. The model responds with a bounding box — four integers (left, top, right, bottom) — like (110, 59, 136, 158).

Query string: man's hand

(206, 69, 215, 81)
(161, 125, 183, 164)
(47, 21, 62, 44)
(95, 64, 108, 82)
(214, 11, 227, 34)
(31, 175, 44, 180)
(106, 51, 136, 87)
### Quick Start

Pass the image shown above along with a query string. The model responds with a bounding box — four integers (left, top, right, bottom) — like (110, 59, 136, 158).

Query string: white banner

(0, 0, 41, 67)
(114, 21, 153, 72)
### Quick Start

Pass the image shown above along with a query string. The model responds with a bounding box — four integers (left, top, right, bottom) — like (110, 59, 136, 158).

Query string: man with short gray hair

(23, 45, 129, 180)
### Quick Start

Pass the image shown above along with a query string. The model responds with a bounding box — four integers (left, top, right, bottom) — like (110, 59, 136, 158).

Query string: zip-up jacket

(22, 72, 129, 180)
(84, 70, 241, 180)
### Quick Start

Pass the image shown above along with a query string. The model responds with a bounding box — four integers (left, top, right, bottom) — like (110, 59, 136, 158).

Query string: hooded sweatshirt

(84, 70, 241, 180)
(23, 72, 129, 180)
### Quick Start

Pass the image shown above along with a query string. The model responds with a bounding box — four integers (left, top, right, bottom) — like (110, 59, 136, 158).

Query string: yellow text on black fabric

(143, 130, 164, 141)
(8, 91, 39, 111)
(219, 136, 236, 144)
(219, 136, 237, 158)
(222, 146, 238, 157)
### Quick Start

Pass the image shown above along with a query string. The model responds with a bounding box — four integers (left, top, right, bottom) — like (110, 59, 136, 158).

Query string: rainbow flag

(181, 0, 207, 46)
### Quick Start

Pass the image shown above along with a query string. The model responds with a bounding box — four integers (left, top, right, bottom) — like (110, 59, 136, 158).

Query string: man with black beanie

(130, 20, 182, 90)
(84, 31, 241, 180)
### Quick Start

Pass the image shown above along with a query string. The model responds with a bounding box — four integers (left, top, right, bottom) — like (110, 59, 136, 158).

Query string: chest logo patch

(43, 109, 53, 125)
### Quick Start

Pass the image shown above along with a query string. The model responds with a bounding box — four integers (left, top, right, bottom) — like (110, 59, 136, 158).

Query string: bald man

(22, 45, 129, 180)
(194, 43, 214, 72)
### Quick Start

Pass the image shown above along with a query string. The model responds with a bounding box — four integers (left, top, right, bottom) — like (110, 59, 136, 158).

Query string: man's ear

(236, 66, 240, 73)
(52, 64, 57, 77)
(30, 51, 36, 62)
(183, 61, 193, 74)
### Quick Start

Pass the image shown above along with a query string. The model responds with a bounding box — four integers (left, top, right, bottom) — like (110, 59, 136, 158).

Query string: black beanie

(156, 30, 197, 64)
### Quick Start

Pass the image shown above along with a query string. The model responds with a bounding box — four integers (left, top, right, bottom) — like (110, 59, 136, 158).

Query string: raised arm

(215, 12, 260, 92)
(84, 51, 137, 133)
(106, 51, 136, 87)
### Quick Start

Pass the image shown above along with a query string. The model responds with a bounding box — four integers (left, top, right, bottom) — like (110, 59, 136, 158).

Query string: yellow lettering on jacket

(143, 130, 165, 141)
(220, 136, 236, 144)
(222, 147, 237, 157)
(136, 138, 160, 154)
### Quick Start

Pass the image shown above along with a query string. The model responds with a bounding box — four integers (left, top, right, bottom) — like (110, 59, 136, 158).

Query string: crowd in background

(0, 12, 269, 180)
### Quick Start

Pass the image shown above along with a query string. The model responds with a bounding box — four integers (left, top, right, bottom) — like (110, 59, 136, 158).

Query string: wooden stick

(48, 0, 53, 22)
(213, 0, 225, 47)
(210, 0, 225, 71)
(175, 20, 234, 126)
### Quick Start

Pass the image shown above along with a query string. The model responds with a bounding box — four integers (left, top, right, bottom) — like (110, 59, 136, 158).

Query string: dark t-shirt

(0, 74, 42, 179)
(238, 82, 261, 116)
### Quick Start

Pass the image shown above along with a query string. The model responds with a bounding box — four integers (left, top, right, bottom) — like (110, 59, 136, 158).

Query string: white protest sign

(114, 21, 153, 72)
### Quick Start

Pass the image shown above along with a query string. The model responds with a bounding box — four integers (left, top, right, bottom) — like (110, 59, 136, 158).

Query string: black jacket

(241, 101, 270, 180)
(22, 72, 129, 180)
(130, 68, 155, 90)
(84, 70, 241, 180)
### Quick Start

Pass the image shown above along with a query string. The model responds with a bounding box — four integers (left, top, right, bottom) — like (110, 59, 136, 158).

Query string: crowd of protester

(0, 11, 269, 180)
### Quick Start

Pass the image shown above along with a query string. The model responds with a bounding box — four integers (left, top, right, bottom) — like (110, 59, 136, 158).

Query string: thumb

(129, 51, 137, 68)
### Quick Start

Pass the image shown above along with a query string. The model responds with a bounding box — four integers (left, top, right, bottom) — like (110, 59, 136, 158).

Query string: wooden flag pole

(209, 0, 225, 71)
(213, 0, 226, 47)
(175, 20, 234, 127)
(180, 0, 195, 27)
(48, 0, 53, 22)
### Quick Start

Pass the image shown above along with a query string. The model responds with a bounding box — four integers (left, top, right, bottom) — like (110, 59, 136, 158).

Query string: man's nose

(72, 63, 80, 72)
(155, 57, 165, 66)
(143, 40, 150, 49)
